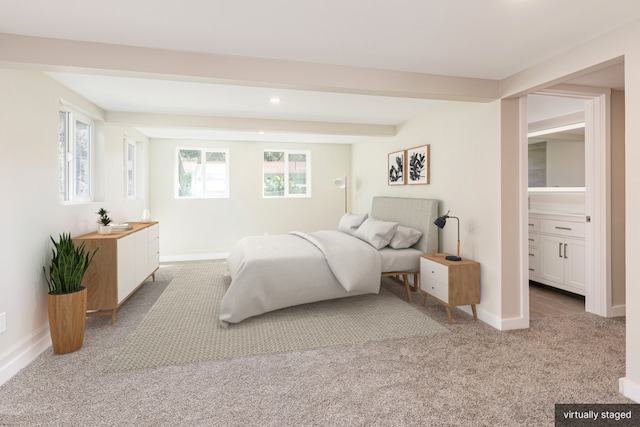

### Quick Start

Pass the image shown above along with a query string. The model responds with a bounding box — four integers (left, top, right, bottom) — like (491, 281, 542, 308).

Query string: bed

(220, 197, 439, 324)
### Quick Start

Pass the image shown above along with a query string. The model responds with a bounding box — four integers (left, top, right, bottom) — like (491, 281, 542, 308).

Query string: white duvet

(220, 230, 382, 323)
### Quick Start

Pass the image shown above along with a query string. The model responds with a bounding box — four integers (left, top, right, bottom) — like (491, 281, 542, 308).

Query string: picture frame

(388, 150, 406, 185)
(406, 144, 430, 185)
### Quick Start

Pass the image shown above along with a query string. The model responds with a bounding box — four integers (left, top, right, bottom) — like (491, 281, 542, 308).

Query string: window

(176, 148, 229, 198)
(125, 137, 136, 199)
(263, 150, 311, 197)
(59, 106, 93, 202)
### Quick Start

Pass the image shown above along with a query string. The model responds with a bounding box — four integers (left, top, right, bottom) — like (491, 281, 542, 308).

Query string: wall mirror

(528, 123, 585, 189)
(527, 94, 586, 191)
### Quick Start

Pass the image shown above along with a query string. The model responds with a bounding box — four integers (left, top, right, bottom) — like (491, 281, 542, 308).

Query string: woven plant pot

(48, 287, 87, 354)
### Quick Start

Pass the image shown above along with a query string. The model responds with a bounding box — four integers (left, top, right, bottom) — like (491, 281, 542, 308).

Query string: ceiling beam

(106, 111, 397, 137)
(0, 33, 500, 102)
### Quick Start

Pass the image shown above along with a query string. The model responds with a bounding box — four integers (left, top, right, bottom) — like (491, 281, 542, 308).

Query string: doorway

(526, 93, 588, 318)
(520, 82, 617, 321)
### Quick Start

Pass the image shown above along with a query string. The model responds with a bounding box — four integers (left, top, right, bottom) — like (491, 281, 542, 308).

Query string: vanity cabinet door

(540, 234, 565, 284)
(539, 233, 586, 295)
(564, 237, 586, 290)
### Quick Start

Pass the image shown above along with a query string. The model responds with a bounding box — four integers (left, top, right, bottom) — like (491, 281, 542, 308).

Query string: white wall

(0, 68, 150, 384)
(149, 139, 351, 260)
(352, 101, 503, 324)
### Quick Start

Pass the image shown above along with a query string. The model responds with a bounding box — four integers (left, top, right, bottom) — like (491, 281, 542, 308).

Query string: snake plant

(43, 233, 97, 294)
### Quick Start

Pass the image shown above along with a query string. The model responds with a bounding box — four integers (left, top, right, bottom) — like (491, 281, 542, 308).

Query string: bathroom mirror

(528, 122, 585, 189)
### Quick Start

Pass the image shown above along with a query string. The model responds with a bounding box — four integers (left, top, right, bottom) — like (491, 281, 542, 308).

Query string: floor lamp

(334, 175, 348, 213)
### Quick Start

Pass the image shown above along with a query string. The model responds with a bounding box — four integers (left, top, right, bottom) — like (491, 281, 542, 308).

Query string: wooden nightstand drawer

(421, 276, 448, 302)
(420, 259, 448, 284)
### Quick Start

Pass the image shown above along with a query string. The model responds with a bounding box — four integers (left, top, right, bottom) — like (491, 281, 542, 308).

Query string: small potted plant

(43, 233, 97, 354)
(96, 208, 112, 235)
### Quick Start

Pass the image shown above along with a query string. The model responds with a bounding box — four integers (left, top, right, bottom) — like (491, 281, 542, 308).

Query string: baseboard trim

(497, 315, 530, 331)
(160, 252, 229, 263)
(611, 304, 626, 317)
(619, 377, 640, 403)
(451, 305, 504, 330)
(0, 325, 51, 386)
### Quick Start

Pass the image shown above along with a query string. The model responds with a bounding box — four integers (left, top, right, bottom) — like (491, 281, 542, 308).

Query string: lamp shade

(334, 175, 347, 189)
(434, 216, 446, 229)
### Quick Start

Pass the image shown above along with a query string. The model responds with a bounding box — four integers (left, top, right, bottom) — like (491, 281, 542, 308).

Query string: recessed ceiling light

(269, 97, 282, 104)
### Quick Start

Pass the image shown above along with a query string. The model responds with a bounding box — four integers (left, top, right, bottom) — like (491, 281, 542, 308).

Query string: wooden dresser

(73, 222, 159, 324)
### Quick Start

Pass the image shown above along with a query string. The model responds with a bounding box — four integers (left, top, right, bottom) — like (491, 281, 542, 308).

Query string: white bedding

(379, 247, 423, 273)
(220, 197, 439, 324)
(221, 230, 381, 323)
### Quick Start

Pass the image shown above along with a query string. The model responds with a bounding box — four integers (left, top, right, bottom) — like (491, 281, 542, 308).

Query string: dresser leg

(445, 306, 453, 324)
(471, 305, 478, 321)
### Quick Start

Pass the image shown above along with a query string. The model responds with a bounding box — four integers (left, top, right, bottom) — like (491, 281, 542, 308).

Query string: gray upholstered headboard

(370, 196, 439, 254)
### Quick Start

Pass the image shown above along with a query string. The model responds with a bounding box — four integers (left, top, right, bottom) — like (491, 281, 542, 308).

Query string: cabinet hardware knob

(564, 243, 568, 259)
(559, 243, 562, 258)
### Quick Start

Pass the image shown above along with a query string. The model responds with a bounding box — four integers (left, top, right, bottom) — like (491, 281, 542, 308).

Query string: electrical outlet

(0, 312, 5, 334)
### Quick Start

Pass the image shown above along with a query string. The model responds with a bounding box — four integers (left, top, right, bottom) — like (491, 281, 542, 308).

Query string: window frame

(175, 147, 230, 199)
(262, 149, 311, 198)
(58, 104, 94, 203)
(124, 137, 137, 199)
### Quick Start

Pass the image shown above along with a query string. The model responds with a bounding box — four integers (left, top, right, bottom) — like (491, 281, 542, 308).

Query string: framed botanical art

(388, 150, 405, 185)
(406, 144, 430, 185)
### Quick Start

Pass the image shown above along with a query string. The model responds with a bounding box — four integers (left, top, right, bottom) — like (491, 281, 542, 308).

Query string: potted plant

(43, 233, 97, 354)
(96, 208, 112, 234)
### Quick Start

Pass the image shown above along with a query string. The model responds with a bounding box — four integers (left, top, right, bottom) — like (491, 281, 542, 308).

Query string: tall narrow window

(125, 137, 136, 198)
(176, 148, 229, 198)
(59, 106, 93, 202)
(263, 150, 311, 197)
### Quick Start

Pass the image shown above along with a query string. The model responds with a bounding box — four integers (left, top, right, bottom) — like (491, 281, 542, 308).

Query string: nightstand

(419, 253, 480, 323)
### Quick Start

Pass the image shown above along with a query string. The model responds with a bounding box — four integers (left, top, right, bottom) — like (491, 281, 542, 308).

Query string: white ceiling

(1, 0, 637, 142)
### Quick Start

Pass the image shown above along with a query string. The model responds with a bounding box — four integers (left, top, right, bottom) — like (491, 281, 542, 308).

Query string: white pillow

(338, 213, 368, 235)
(389, 226, 423, 249)
(354, 218, 398, 249)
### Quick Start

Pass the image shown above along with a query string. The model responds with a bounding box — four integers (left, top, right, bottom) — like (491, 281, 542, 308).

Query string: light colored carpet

(106, 262, 448, 372)
(0, 261, 632, 427)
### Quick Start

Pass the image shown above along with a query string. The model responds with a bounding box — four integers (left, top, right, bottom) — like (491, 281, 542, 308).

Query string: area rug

(105, 262, 448, 372)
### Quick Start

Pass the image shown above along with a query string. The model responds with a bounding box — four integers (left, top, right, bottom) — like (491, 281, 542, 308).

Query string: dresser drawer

(528, 218, 539, 233)
(148, 223, 159, 241)
(149, 236, 159, 256)
(528, 233, 539, 248)
(540, 219, 585, 238)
